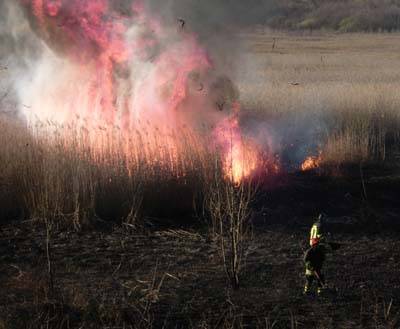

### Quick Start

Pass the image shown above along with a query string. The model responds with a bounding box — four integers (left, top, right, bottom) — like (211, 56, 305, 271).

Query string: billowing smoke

(0, 0, 43, 116)
(146, 0, 277, 29)
(144, 0, 279, 77)
(0, 0, 283, 182)
(144, 0, 278, 54)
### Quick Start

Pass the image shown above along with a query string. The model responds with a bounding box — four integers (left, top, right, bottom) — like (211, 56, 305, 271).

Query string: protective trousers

(304, 270, 325, 294)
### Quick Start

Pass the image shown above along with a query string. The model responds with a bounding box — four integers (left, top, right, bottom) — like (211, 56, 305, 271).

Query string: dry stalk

(205, 167, 257, 289)
(44, 217, 54, 298)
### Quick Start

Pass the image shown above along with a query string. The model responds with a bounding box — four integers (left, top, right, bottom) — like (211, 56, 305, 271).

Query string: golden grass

(0, 116, 220, 226)
(237, 32, 400, 163)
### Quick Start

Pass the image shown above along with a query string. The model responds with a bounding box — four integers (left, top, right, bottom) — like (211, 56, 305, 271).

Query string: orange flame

(214, 102, 262, 184)
(227, 138, 260, 184)
(301, 152, 322, 171)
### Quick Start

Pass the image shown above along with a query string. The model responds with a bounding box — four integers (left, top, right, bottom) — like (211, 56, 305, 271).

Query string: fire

(20, 0, 267, 183)
(301, 152, 322, 171)
(214, 102, 262, 183)
(23, 0, 211, 127)
(229, 141, 260, 184)
(22, 1, 210, 143)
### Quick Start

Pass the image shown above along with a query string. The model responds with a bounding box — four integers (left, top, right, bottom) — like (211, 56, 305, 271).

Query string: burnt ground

(1, 166, 400, 329)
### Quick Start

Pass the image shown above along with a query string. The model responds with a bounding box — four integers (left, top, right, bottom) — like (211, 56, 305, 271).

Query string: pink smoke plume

(20, 0, 272, 182)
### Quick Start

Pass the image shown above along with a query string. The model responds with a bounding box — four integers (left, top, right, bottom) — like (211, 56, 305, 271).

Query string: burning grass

(2, 30, 400, 329)
(2, 33, 400, 226)
(301, 153, 322, 172)
(0, 114, 266, 228)
(0, 0, 269, 212)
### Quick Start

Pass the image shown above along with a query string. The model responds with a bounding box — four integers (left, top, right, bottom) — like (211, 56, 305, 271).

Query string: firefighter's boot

(317, 286, 326, 296)
(303, 284, 311, 295)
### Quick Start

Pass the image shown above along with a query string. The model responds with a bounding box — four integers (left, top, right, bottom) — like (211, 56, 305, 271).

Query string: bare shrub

(204, 162, 256, 289)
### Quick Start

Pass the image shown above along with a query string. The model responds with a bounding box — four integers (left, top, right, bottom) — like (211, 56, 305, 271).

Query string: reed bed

(238, 32, 400, 164)
(0, 116, 221, 227)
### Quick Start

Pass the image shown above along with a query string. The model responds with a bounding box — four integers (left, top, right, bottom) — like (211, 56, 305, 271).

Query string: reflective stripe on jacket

(309, 223, 322, 245)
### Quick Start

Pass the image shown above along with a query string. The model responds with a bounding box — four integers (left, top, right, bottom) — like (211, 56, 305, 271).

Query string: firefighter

(303, 237, 327, 295)
(309, 213, 326, 246)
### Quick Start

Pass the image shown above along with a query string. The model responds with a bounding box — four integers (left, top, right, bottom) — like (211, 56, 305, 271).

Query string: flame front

(301, 153, 322, 171)
(214, 102, 262, 183)
(228, 140, 260, 184)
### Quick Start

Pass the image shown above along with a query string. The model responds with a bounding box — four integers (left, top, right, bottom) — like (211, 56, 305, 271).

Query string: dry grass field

(2, 33, 400, 226)
(238, 32, 400, 163)
(1, 32, 400, 328)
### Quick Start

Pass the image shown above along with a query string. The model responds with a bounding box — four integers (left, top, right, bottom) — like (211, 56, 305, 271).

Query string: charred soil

(1, 168, 400, 329)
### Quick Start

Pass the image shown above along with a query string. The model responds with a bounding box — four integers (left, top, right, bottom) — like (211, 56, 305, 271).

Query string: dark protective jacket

(304, 244, 326, 272)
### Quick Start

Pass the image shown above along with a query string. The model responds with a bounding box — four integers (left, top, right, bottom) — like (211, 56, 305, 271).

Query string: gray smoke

(145, 0, 278, 33)
(0, 0, 44, 116)
(143, 0, 278, 72)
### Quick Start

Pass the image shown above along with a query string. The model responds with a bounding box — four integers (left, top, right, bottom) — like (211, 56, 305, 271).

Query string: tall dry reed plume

(0, 115, 220, 228)
(239, 33, 400, 166)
